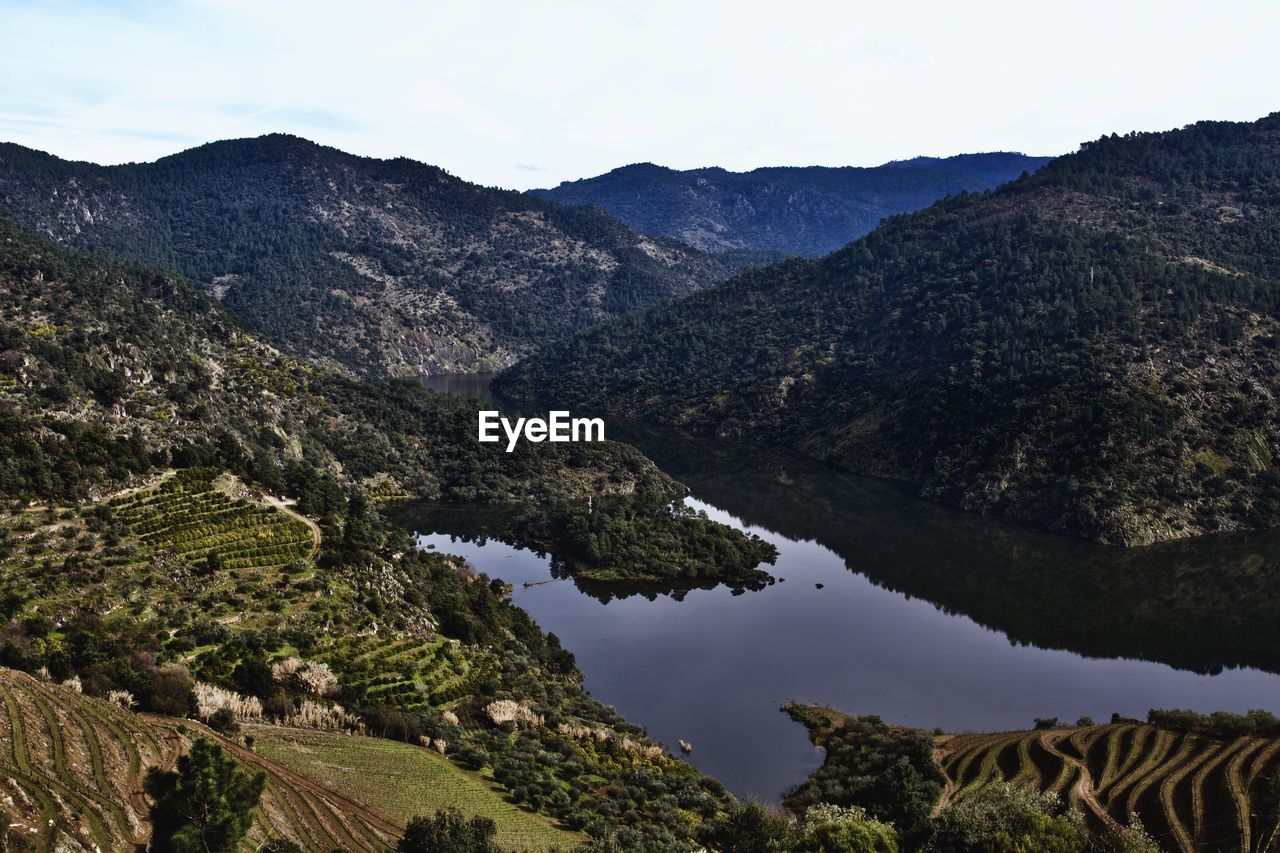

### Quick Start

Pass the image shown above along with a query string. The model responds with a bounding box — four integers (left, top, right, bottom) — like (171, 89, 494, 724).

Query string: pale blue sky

(2, 0, 1278, 189)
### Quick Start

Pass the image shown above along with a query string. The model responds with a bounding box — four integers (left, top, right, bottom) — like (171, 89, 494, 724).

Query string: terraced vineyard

(0, 667, 402, 851)
(937, 723, 1280, 852)
(108, 468, 316, 571)
(250, 725, 583, 851)
(317, 634, 500, 712)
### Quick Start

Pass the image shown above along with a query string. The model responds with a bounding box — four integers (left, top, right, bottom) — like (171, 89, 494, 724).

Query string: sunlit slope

(250, 726, 583, 851)
(0, 668, 400, 851)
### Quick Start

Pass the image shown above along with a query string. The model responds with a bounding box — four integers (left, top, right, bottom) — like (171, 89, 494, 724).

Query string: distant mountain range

(0, 135, 758, 377)
(529, 153, 1050, 256)
(500, 114, 1280, 546)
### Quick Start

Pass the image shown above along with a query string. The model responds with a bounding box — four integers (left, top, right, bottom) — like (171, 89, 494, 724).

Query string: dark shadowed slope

(530, 153, 1049, 256)
(500, 114, 1280, 545)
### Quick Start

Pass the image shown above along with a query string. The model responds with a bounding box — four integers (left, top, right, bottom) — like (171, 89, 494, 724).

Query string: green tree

(207, 707, 240, 735)
(398, 807, 501, 853)
(701, 801, 793, 853)
(143, 738, 265, 852)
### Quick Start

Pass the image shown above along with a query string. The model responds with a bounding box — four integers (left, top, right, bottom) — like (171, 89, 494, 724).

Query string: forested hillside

(0, 209, 667, 505)
(530, 153, 1048, 256)
(0, 136, 750, 376)
(0, 210, 772, 589)
(0, 212, 779, 848)
(500, 114, 1280, 545)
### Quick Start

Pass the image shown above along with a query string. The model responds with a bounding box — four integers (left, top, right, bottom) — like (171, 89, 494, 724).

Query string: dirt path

(102, 469, 176, 504)
(17, 470, 175, 514)
(126, 726, 182, 847)
(261, 493, 322, 557)
(932, 742, 958, 816)
(1039, 730, 1122, 835)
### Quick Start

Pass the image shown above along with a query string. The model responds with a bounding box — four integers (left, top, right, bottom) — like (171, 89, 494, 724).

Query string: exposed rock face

(0, 135, 748, 376)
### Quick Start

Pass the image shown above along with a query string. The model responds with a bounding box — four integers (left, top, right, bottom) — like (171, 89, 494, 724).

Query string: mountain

(0, 210, 763, 848)
(498, 114, 1280, 546)
(0, 206, 776, 595)
(0, 135, 752, 377)
(528, 153, 1050, 256)
(0, 207, 682, 506)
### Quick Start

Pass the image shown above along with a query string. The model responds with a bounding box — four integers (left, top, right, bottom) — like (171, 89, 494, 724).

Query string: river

(408, 374, 1280, 803)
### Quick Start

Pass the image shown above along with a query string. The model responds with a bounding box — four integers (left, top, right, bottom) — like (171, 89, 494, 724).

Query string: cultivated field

(107, 467, 316, 571)
(250, 725, 584, 851)
(0, 667, 400, 851)
(315, 633, 499, 713)
(0, 466, 333, 633)
(937, 723, 1280, 852)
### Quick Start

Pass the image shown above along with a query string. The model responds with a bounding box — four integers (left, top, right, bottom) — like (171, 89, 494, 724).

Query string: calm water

(403, 376, 1280, 803)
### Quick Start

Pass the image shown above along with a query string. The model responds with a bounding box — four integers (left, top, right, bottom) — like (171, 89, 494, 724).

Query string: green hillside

(500, 113, 1280, 545)
(250, 726, 581, 851)
(0, 205, 763, 849)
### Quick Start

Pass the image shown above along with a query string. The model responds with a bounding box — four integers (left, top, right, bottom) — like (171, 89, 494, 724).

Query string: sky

(2, 0, 1279, 190)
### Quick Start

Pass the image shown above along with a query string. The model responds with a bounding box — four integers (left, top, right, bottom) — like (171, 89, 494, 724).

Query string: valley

(3, 101, 1280, 852)
(531, 154, 1049, 256)
(397, 407, 1280, 808)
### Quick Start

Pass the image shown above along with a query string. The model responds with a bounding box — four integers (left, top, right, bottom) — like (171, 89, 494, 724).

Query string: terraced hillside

(0, 667, 401, 851)
(1, 466, 332, 633)
(250, 726, 582, 851)
(315, 633, 500, 712)
(937, 723, 1280, 852)
(107, 467, 317, 571)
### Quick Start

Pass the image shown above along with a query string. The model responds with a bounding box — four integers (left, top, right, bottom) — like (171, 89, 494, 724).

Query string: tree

(208, 707, 239, 735)
(144, 738, 265, 852)
(796, 804, 899, 853)
(232, 654, 274, 701)
(398, 808, 501, 853)
(341, 491, 384, 555)
(143, 663, 196, 716)
(700, 801, 793, 853)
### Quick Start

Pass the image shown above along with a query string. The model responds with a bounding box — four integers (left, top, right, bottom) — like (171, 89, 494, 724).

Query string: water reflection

(612, 424, 1280, 677)
(398, 379, 1280, 802)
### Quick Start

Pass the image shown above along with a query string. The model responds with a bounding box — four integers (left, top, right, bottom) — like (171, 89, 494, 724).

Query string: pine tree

(144, 738, 265, 852)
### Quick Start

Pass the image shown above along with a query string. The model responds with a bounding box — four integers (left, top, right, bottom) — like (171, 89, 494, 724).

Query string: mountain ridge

(0, 134, 754, 377)
(529, 152, 1050, 255)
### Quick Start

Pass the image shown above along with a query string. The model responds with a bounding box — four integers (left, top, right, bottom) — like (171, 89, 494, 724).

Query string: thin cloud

(1, 0, 1278, 189)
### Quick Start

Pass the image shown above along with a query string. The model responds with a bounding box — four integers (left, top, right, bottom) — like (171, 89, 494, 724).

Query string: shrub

(797, 804, 899, 852)
(208, 707, 240, 735)
(398, 808, 500, 853)
(926, 782, 1085, 852)
(145, 664, 196, 716)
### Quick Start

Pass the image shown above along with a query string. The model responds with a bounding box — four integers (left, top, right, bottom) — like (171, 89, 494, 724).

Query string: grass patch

(248, 725, 583, 851)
